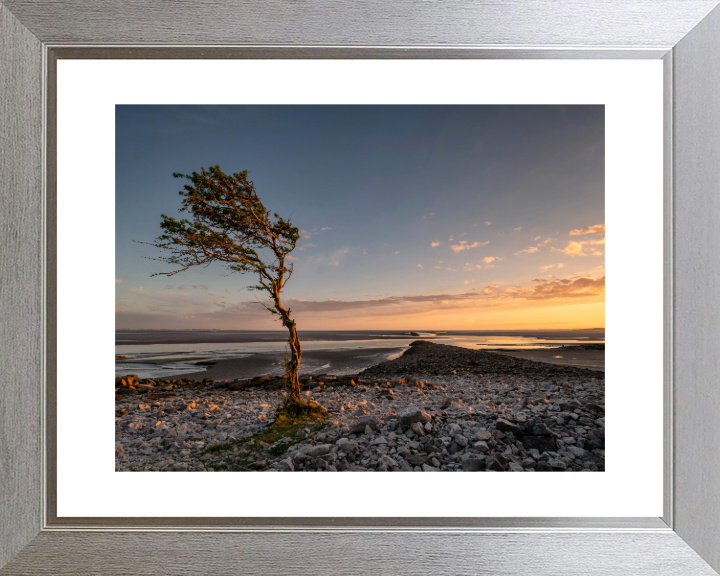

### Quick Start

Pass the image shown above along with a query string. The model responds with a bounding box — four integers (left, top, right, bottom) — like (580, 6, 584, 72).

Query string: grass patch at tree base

(198, 399, 328, 471)
(274, 398, 328, 423)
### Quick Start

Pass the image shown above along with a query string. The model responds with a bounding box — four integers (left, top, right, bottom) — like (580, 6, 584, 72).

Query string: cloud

(394, 251, 399, 255)
(484, 222, 492, 226)
(286, 255, 299, 261)
(504, 276, 605, 301)
(129, 287, 146, 294)
(514, 227, 523, 232)
(115, 279, 123, 283)
(534, 236, 541, 241)
(539, 264, 554, 270)
(558, 241, 584, 255)
(557, 263, 564, 268)
(275, 275, 603, 313)
(552, 239, 604, 256)
(543, 238, 554, 245)
(482, 256, 502, 264)
(447, 267, 458, 272)
(297, 243, 317, 251)
(515, 246, 539, 255)
(331, 261, 339, 266)
(434, 266, 441, 269)
(570, 224, 605, 236)
(417, 264, 423, 269)
(431, 241, 440, 247)
(450, 240, 489, 252)
(300, 227, 332, 239)
(191, 285, 208, 290)
(485, 264, 495, 268)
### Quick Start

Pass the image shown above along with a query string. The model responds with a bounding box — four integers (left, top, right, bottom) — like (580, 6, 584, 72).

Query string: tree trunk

(274, 294, 302, 404)
(285, 322, 302, 403)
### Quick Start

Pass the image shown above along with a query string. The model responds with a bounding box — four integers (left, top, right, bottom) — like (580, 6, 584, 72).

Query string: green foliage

(143, 165, 299, 301)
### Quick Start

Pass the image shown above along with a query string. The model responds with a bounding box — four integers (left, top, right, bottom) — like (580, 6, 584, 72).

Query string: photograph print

(115, 105, 605, 473)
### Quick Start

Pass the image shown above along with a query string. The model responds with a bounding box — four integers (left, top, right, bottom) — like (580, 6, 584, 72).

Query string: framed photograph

(2, 1, 720, 574)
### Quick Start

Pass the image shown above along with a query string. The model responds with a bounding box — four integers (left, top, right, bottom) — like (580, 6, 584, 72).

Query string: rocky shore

(116, 341, 605, 472)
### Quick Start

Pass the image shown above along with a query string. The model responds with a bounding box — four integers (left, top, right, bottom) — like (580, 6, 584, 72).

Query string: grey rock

(567, 445, 586, 458)
(399, 406, 431, 425)
(547, 458, 568, 470)
(486, 454, 508, 471)
(454, 434, 468, 447)
(495, 418, 524, 437)
(521, 435, 557, 453)
(473, 440, 489, 453)
(310, 444, 332, 457)
(406, 453, 430, 466)
(411, 422, 426, 437)
(460, 454, 484, 471)
(522, 419, 559, 438)
(349, 417, 379, 435)
(476, 430, 492, 441)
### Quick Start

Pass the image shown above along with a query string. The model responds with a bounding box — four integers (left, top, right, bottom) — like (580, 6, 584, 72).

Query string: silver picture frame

(2, 1, 720, 573)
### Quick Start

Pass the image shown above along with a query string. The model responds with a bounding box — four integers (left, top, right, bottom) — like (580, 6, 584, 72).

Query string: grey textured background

(2, 0, 718, 46)
(672, 4, 720, 571)
(1, 1, 720, 574)
(0, 2, 43, 570)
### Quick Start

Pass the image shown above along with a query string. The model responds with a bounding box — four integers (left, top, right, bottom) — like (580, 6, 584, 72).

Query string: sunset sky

(115, 105, 604, 330)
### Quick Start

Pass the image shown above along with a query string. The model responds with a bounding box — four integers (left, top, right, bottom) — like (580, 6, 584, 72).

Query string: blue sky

(116, 105, 604, 330)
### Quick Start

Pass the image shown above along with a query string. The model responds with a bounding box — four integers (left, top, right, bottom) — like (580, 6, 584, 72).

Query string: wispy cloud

(515, 246, 539, 255)
(539, 264, 554, 270)
(570, 224, 605, 236)
(417, 264, 423, 269)
(482, 256, 502, 264)
(450, 240, 489, 252)
(321, 227, 332, 231)
(129, 287, 146, 294)
(431, 241, 440, 248)
(504, 276, 605, 301)
(484, 221, 492, 226)
(115, 279, 123, 283)
(514, 227, 523, 232)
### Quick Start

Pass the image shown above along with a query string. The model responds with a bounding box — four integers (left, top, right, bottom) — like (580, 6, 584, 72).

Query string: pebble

(115, 342, 605, 472)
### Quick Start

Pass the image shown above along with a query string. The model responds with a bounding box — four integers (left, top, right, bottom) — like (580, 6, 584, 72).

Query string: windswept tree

(144, 165, 307, 406)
